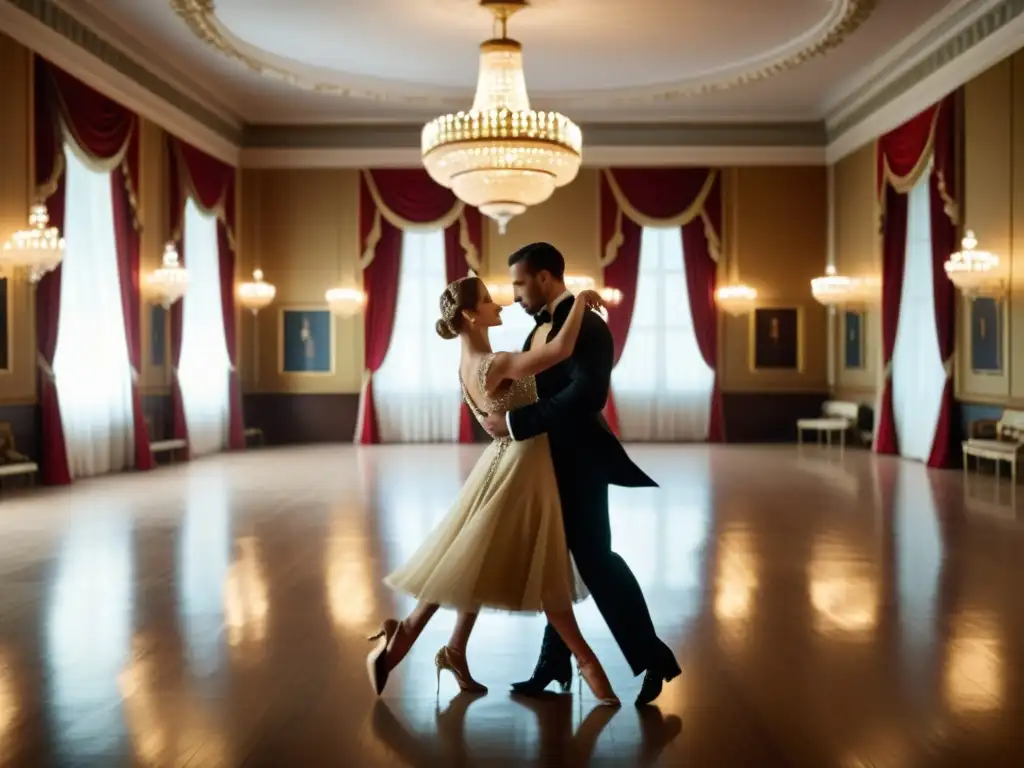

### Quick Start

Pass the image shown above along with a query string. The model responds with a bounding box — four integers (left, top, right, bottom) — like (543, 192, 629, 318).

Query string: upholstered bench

(797, 401, 858, 452)
(150, 437, 188, 463)
(0, 421, 38, 490)
(963, 409, 1024, 482)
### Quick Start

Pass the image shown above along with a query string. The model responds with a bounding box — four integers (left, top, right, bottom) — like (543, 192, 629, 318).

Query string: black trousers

(543, 462, 658, 677)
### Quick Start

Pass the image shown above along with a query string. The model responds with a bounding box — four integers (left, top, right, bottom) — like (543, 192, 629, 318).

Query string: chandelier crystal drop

(421, 0, 582, 234)
(0, 203, 65, 283)
(325, 286, 368, 318)
(237, 268, 277, 314)
(944, 230, 1004, 297)
(143, 242, 189, 308)
(715, 283, 758, 316)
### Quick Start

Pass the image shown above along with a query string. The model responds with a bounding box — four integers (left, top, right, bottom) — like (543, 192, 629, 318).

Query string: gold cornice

(169, 0, 877, 106)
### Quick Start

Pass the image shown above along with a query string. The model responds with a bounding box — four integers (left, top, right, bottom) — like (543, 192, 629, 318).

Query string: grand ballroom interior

(1, 0, 1024, 765)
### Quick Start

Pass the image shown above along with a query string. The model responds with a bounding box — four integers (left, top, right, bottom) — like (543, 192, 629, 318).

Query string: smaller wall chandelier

(237, 269, 276, 314)
(0, 203, 64, 282)
(944, 230, 1004, 297)
(143, 242, 189, 308)
(715, 283, 757, 316)
(810, 265, 880, 307)
(325, 286, 367, 318)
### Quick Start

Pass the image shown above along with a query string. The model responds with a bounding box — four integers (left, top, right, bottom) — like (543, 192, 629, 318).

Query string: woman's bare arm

(484, 290, 605, 392)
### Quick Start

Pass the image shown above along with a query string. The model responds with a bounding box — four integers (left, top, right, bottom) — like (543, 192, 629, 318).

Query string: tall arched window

(611, 227, 715, 441)
(52, 140, 135, 477)
(177, 198, 232, 457)
(374, 230, 462, 442)
(891, 168, 946, 462)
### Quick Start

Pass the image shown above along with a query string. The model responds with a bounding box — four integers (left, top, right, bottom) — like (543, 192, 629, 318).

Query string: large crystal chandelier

(237, 269, 276, 314)
(0, 203, 64, 282)
(944, 230, 1004, 297)
(143, 242, 189, 308)
(421, 0, 582, 234)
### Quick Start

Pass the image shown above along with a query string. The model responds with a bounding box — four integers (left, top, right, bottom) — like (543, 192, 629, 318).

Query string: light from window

(891, 170, 946, 462)
(374, 230, 462, 442)
(177, 198, 232, 457)
(611, 227, 715, 441)
(52, 139, 136, 477)
(488, 296, 536, 354)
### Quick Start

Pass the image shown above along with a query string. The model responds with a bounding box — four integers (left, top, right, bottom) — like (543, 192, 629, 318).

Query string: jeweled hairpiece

(440, 277, 470, 322)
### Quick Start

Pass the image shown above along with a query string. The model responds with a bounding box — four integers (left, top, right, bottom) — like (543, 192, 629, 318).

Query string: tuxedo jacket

(507, 295, 656, 489)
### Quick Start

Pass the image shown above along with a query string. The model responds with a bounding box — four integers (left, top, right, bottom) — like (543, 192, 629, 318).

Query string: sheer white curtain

(52, 139, 135, 478)
(374, 230, 462, 442)
(611, 227, 715, 441)
(177, 198, 232, 457)
(891, 169, 946, 462)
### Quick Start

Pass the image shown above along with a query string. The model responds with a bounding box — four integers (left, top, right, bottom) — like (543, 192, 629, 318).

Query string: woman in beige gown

(367, 276, 619, 705)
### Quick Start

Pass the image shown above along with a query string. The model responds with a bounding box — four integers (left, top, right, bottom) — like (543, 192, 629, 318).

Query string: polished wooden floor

(0, 443, 1022, 766)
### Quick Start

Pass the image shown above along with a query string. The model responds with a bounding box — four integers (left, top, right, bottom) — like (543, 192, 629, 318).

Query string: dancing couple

(367, 242, 680, 707)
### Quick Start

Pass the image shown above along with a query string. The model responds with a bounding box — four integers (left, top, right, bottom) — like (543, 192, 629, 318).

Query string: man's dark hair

(508, 242, 565, 280)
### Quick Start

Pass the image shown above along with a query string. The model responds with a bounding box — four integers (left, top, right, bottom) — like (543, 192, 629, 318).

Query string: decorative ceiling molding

(825, 0, 1024, 161)
(169, 0, 876, 107)
(3, 0, 1021, 169)
(240, 145, 828, 170)
(243, 122, 828, 151)
(1, 0, 241, 162)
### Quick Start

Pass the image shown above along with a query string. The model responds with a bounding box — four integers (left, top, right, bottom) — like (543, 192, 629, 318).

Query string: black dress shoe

(634, 644, 682, 707)
(511, 626, 573, 696)
(510, 658, 573, 696)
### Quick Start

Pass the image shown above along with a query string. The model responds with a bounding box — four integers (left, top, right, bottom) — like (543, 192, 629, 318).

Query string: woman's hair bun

(435, 317, 458, 340)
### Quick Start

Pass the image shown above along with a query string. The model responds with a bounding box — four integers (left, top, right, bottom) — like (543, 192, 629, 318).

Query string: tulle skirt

(384, 435, 587, 613)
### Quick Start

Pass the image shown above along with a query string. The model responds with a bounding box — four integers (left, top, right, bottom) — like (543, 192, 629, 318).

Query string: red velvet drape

(33, 66, 70, 485)
(444, 211, 483, 443)
(356, 169, 480, 444)
(167, 136, 245, 452)
(600, 168, 724, 441)
(925, 95, 959, 468)
(683, 173, 725, 442)
(875, 94, 959, 466)
(34, 58, 154, 480)
(599, 176, 642, 436)
(875, 187, 908, 456)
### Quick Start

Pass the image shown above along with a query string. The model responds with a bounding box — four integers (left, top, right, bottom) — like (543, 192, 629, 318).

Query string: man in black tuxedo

(481, 241, 680, 706)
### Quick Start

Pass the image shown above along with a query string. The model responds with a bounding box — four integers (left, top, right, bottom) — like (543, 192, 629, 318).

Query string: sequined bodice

(460, 352, 538, 422)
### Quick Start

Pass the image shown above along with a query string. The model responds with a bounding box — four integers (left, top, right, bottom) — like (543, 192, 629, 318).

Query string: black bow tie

(534, 310, 552, 325)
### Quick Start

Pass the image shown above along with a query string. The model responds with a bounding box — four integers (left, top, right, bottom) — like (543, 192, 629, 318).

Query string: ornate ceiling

(52, 0, 964, 125)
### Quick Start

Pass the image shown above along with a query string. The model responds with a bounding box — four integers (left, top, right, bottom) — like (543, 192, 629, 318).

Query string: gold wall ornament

(168, 0, 877, 107)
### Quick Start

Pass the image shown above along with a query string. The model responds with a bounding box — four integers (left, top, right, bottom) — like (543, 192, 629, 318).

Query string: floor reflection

(0, 445, 1019, 764)
(45, 511, 133, 760)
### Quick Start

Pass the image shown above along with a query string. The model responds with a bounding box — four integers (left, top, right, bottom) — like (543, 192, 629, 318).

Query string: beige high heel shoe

(435, 646, 487, 694)
(577, 661, 621, 707)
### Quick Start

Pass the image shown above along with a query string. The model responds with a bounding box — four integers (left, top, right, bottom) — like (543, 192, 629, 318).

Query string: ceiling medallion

(422, 0, 581, 233)
(169, 0, 877, 108)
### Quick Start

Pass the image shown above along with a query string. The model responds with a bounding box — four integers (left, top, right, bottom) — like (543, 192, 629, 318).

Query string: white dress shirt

(506, 291, 573, 440)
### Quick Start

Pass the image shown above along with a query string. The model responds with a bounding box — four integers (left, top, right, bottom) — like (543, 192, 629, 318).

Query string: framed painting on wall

(970, 297, 1002, 374)
(0, 276, 8, 372)
(843, 310, 865, 370)
(0, 277, 8, 372)
(279, 307, 334, 375)
(150, 305, 167, 367)
(750, 307, 800, 371)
